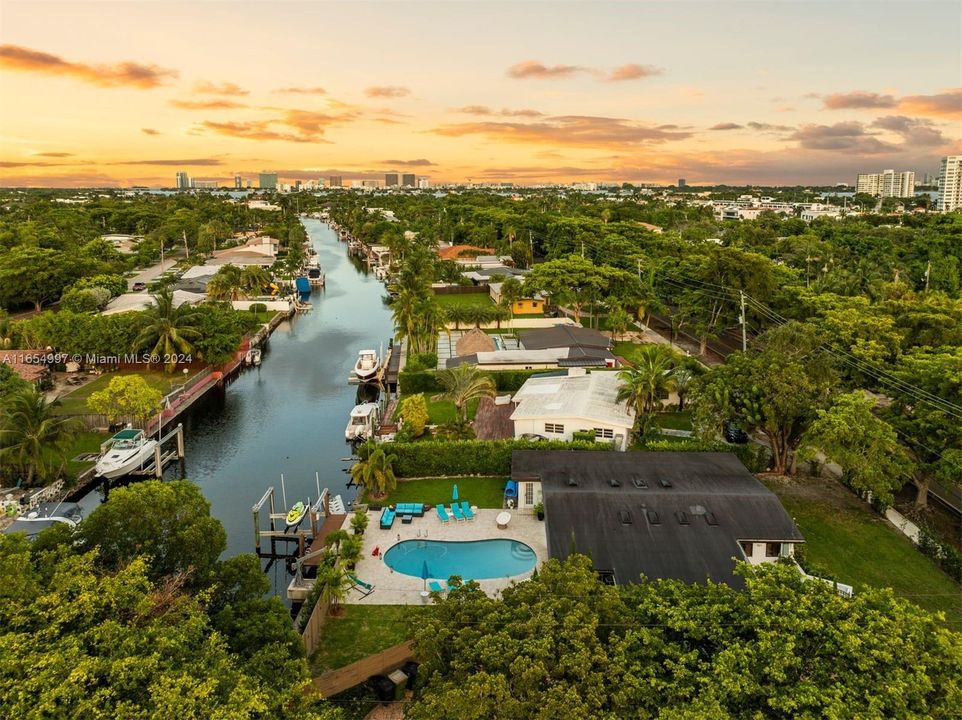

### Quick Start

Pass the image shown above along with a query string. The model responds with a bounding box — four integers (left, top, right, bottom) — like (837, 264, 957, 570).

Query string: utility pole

(924, 260, 931, 292)
(581, 240, 585, 259)
(739, 290, 747, 353)
(528, 230, 534, 268)
(182, 230, 190, 260)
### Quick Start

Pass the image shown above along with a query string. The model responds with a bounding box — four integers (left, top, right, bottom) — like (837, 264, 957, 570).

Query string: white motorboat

(354, 350, 380, 381)
(245, 347, 262, 366)
(94, 428, 158, 480)
(2, 502, 84, 539)
(345, 402, 380, 442)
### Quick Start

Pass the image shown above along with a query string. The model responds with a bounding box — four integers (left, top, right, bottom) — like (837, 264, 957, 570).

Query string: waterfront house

(511, 450, 805, 588)
(510, 369, 634, 450)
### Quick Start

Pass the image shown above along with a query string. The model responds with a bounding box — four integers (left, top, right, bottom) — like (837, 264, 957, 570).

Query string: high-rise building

(294, 180, 302, 191)
(192, 179, 218, 190)
(855, 169, 915, 198)
(385, 173, 399, 187)
(329, 175, 343, 187)
(678, 178, 687, 188)
(417, 176, 430, 189)
(176, 171, 190, 189)
(246, 179, 252, 189)
(937, 156, 962, 212)
(259, 172, 278, 190)
(234, 175, 242, 189)
(361, 179, 379, 189)
(401, 173, 416, 188)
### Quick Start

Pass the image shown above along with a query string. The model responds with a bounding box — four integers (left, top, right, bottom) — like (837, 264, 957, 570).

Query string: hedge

(640, 438, 769, 473)
(399, 367, 552, 394)
(389, 439, 608, 477)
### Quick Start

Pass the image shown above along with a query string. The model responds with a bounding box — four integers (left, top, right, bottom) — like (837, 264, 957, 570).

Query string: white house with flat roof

(510, 369, 634, 450)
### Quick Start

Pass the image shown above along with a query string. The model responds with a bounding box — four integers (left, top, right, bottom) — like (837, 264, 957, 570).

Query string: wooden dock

(305, 641, 415, 699)
(301, 513, 349, 566)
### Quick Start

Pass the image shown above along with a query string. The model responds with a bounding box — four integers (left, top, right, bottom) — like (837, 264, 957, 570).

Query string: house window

(740, 542, 753, 557)
(765, 542, 781, 558)
(594, 428, 614, 439)
(656, 388, 670, 400)
(524, 483, 534, 506)
(544, 423, 565, 434)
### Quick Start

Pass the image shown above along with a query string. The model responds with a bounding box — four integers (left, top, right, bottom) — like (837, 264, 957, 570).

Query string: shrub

(917, 526, 962, 582)
(641, 437, 767, 472)
(73, 273, 127, 298)
(405, 352, 438, 372)
(398, 393, 429, 437)
(60, 286, 112, 313)
(572, 430, 596, 443)
(249, 303, 267, 315)
(399, 367, 548, 395)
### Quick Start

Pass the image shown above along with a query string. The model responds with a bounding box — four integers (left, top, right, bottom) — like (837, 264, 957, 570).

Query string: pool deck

(341, 508, 548, 605)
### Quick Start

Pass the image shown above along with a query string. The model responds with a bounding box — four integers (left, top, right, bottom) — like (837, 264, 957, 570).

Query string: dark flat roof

(512, 450, 804, 588)
(518, 325, 613, 351)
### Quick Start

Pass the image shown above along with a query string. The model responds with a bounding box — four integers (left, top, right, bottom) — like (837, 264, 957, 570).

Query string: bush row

(399, 367, 550, 394)
(917, 526, 962, 582)
(641, 437, 770, 473)
(389, 439, 609, 477)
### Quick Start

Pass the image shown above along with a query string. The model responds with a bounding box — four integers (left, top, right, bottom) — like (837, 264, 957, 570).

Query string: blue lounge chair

(435, 505, 450, 523)
(380, 508, 396, 529)
(428, 580, 447, 593)
(450, 504, 465, 522)
(460, 501, 475, 521)
(347, 573, 375, 598)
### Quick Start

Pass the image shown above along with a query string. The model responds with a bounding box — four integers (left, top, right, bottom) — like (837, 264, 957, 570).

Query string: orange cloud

(274, 86, 327, 95)
(507, 60, 586, 79)
(710, 122, 743, 131)
(169, 99, 247, 110)
(365, 85, 410, 98)
(454, 105, 544, 117)
(0, 44, 177, 88)
(34, 152, 73, 157)
(382, 158, 435, 166)
(898, 88, 962, 119)
(193, 80, 248, 96)
(607, 63, 663, 81)
(198, 109, 347, 143)
(142, 128, 160, 135)
(822, 91, 897, 109)
(432, 115, 691, 149)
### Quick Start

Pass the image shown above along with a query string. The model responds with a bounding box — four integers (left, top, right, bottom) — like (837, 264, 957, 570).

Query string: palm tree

(240, 265, 272, 296)
(606, 306, 633, 341)
(317, 564, 350, 615)
(617, 345, 677, 435)
(672, 368, 694, 411)
(0, 387, 80, 486)
(350, 445, 398, 499)
(133, 287, 202, 371)
(445, 305, 470, 331)
(206, 264, 245, 301)
(433, 364, 496, 422)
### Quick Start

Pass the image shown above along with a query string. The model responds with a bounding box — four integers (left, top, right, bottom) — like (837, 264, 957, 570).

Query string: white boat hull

(95, 441, 159, 480)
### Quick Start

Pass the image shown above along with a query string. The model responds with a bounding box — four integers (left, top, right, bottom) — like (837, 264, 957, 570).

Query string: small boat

(285, 501, 307, 528)
(345, 402, 380, 442)
(245, 347, 262, 366)
(95, 428, 158, 480)
(2, 502, 84, 540)
(295, 276, 311, 294)
(354, 350, 380, 381)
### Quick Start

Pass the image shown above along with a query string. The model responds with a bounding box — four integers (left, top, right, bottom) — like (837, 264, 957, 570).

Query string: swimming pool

(383, 539, 537, 580)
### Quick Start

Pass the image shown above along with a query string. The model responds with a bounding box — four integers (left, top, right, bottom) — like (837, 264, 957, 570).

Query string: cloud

(709, 122, 743, 131)
(199, 108, 348, 143)
(0, 171, 123, 188)
(169, 99, 247, 110)
(274, 86, 327, 95)
(506, 60, 586, 79)
(109, 158, 224, 166)
(606, 63, 663, 81)
(822, 91, 897, 110)
(34, 152, 73, 157)
(141, 128, 160, 135)
(193, 81, 248, 96)
(789, 121, 895, 153)
(871, 115, 945, 145)
(746, 121, 793, 132)
(0, 160, 75, 168)
(381, 159, 436, 167)
(454, 105, 544, 117)
(364, 85, 410, 98)
(898, 88, 962, 119)
(0, 44, 177, 88)
(432, 115, 692, 149)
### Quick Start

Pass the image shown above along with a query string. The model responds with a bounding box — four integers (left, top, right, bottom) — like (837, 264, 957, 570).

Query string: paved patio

(339, 507, 548, 605)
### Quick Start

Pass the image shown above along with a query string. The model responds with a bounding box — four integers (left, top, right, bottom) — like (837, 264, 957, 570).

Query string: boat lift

(251, 473, 330, 563)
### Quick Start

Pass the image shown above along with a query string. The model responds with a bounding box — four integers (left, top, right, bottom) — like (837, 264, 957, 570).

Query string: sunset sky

(1, 1, 960, 187)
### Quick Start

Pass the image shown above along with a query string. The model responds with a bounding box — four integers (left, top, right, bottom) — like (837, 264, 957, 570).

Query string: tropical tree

(133, 287, 202, 371)
(445, 305, 470, 331)
(398, 393, 429, 437)
(206, 264, 246, 301)
(240, 265, 272, 296)
(607, 306, 633, 341)
(350, 444, 398, 498)
(86, 374, 164, 427)
(617, 345, 677, 437)
(0, 387, 80, 486)
(672, 367, 694, 411)
(433, 364, 496, 422)
(499, 277, 525, 319)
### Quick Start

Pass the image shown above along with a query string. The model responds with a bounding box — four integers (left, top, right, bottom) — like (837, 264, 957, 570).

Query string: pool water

(383, 539, 537, 580)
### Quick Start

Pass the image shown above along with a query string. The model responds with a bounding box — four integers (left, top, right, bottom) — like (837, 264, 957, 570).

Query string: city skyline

(1, 1, 960, 187)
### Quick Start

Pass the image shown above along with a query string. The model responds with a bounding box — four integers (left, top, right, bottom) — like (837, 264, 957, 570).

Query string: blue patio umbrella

(421, 559, 430, 590)
(452, 483, 459, 502)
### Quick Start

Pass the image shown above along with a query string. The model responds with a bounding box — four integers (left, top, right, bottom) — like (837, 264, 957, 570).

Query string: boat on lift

(285, 501, 307, 528)
(353, 349, 380, 381)
(345, 402, 380, 442)
(94, 428, 158, 480)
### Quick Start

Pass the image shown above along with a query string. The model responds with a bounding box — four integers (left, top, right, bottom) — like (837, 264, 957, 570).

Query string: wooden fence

(300, 593, 331, 657)
(305, 640, 416, 699)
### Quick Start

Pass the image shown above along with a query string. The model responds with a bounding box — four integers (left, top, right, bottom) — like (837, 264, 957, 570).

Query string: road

(126, 253, 182, 290)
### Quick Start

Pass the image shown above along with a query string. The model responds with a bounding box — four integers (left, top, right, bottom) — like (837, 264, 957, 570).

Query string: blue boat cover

(504, 480, 518, 498)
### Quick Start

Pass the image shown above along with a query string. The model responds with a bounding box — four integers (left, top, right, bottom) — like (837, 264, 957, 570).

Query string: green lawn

(434, 292, 494, 308)
(55, 368, 203, 416)
(63, 430, 110, 483)
(765, 479, 961, 622)
(309, 604, 429, 675)
(367, 476, 507, 508)
(655, 410, 693, 431)
(426, 397, 479, 425)
(613, 340, 644, 362)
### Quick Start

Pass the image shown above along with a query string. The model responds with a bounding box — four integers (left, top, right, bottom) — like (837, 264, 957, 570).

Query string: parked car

(132, 282, 147, 291)
(723, 421, 749, 444)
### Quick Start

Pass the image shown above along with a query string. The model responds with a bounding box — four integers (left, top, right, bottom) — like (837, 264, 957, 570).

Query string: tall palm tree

(206, 264, 245, 301)
(240, 265, 272, 296)
(0, 387, 80, 486)
(134, 287, 202, 371)
(433, 364, 496, 422)
(617, 345, 677, 434)
(672, 368, 694, 411)
(349, 445, 398, 499)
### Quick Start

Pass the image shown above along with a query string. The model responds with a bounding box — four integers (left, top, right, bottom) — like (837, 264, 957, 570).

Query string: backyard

(433, 291, 494, 309)
(764, 475, 961, 622)
(367, 476, 507, 509)
(54, 368, 204, 416)
(62, 430, 110, 483)
(425, 397, 479, 425)
(309, 604, 429, 675)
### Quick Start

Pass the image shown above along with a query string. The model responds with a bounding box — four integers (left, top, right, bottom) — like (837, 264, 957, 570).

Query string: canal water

(79, 219, 395, 595)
